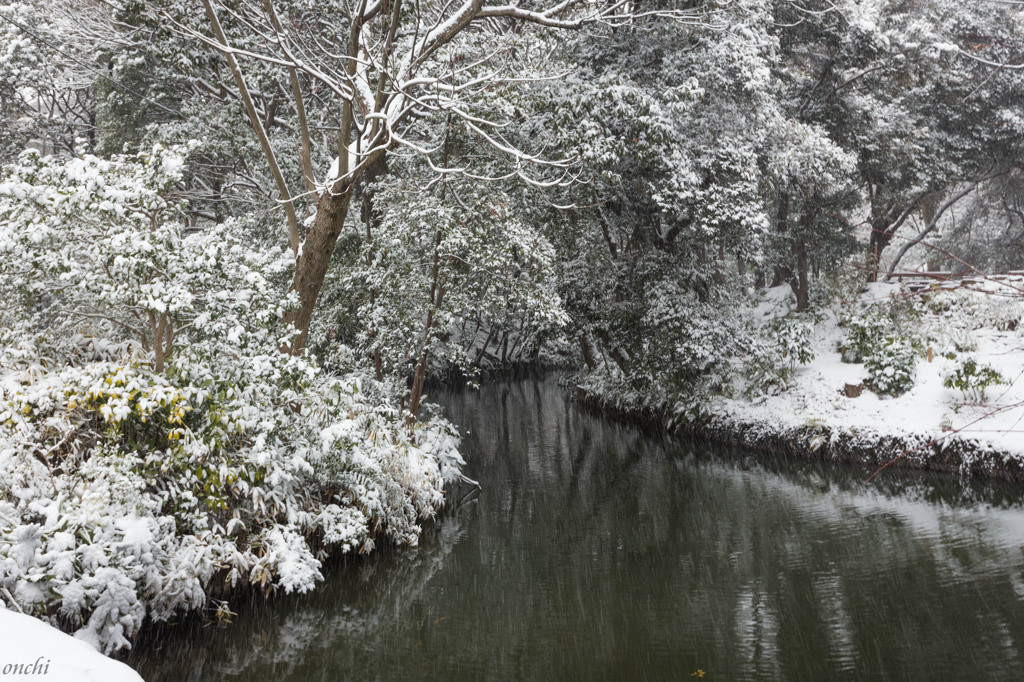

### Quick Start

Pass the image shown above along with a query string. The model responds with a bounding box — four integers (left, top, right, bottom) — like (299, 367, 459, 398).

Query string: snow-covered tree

(0, 143, 464, 653)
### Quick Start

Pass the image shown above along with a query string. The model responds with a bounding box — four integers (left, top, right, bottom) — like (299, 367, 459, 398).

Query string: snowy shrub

(936, 289, 1024, 332)
(741, 316, 813, 398)
(743, 340, 791, 398)
(0, 359, 460, 653)
(0, 146, 463, 653)
(574, 262, 742, 422)
(922, 289, 1024, 354)
(643, 285, 738, 387)
(770, 316, 815, 371)
(842, 306, 889, 363)
(968, 292, 1024, 333)
(943, 357, 1005, 402)
(635, 274, 741, 415)
(865, 338, 917, 396)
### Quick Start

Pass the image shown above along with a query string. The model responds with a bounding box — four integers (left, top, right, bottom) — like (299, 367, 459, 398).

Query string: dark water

(128, 377, 1024, 681)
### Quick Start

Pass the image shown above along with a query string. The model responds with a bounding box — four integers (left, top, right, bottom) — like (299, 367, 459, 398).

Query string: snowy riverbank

(579, 279, 1024, 481)
(707, 281, 1024, 479)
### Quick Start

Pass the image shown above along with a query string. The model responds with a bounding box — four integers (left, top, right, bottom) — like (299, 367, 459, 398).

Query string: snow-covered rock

(0, 609, 143, 681)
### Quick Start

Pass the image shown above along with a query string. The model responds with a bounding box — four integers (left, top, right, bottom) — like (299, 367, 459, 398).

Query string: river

(127, 376, 1024, 680)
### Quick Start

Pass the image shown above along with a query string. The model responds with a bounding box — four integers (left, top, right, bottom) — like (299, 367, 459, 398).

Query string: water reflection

(128, 377, 1024, 681)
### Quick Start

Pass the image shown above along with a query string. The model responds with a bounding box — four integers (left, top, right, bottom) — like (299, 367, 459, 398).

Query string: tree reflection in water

(129, 377, 1024, 682)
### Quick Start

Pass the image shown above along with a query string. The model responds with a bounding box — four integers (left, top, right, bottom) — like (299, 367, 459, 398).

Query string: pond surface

(128, 377, 1024, 681)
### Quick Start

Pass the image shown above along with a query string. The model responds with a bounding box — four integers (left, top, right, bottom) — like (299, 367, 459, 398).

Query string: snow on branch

(167, 0, 710, 197)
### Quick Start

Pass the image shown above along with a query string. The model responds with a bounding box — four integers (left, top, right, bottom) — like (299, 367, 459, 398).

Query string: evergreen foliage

(1, 0, 1023, 654)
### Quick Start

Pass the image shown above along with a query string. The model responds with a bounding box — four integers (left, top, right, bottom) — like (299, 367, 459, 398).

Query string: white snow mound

(0, 608, 143, 681)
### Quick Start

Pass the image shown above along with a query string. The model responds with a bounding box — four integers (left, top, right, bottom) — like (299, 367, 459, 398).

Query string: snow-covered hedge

(0, 145, 464, 653)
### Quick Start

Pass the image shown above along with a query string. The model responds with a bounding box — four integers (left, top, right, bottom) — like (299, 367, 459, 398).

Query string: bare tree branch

(200, 0, 301, 254)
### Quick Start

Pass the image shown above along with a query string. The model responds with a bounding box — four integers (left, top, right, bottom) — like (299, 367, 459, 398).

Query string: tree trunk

(474, 326, 497, 367)
(594, 328, 630, 374)
(791, 239, 810, 311)
(867, 216, 892, 283)
(506, 319, 525, 362)
(772, 191, 791, 288)
(790, 207, 814, 311)
(286, 190, 352, 352)
(580, 336, 599, 370)
(406, 230, 445, 424)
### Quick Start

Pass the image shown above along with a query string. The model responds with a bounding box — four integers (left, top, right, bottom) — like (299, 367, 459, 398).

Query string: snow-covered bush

(923, 288, 1024, 354)
(842, 306, 889, 363)
(771, 316, 815, 371)
(740, 313, 815, 398)
(0, 146, 463, 653)
(742, 316, 813, 398)
(933, 288, 1024, 332)
(943, 357, 1005, 402)
(570, 258, 744, 423)
(743, 339, 791, 398)
(865, 338, 917, 396)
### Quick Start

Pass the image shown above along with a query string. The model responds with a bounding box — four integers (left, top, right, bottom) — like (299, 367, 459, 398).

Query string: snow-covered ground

(722, 280, 1024, 467)
(0, 608, 142, 681)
